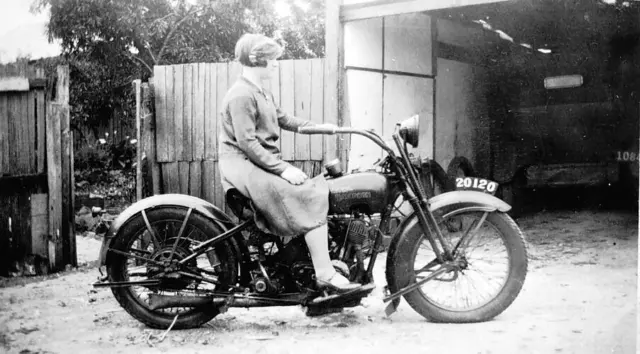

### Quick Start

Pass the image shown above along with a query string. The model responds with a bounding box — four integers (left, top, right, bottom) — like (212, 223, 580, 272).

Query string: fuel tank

(327, 172, 391, 215)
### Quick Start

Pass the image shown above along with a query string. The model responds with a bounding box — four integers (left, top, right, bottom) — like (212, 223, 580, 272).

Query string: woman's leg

(304, 224, 358, 288)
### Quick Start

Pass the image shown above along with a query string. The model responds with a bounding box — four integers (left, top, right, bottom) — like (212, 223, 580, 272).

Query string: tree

(32, 0, 325, 74)
(30, 0, 325, 133)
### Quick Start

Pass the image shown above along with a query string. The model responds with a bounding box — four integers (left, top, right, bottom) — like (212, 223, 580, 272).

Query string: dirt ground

(0, 209, 637, 354)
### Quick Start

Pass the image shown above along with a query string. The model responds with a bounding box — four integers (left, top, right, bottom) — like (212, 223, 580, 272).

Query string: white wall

(344, 12, 434, 171)
(435, 59, 490, 174)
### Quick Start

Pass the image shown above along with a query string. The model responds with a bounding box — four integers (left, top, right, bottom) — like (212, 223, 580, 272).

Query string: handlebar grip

(298, 126, 336, 135)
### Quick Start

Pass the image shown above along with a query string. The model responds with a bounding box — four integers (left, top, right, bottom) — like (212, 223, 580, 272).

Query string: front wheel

(387, 208, 528, 322)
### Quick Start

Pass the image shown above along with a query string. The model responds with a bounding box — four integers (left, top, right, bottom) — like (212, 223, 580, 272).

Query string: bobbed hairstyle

(234, 34, 284, 68)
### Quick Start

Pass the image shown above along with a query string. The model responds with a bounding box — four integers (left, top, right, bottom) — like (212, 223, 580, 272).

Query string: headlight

(398, 114, 420, 148)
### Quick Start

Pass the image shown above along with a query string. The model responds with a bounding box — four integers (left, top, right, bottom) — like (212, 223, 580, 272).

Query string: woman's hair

(235, 34, 284, 68)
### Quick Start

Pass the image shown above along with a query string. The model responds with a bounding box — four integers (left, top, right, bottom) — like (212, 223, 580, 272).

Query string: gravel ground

(0, 209, 637, 354)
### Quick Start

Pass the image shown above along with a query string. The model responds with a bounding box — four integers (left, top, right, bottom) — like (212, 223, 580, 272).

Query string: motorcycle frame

(97, 126, 460, 302)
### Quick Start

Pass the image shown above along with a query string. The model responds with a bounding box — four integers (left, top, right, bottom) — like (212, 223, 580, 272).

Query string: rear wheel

(389, 206, 528, 322)
(106, 208, 239, 329)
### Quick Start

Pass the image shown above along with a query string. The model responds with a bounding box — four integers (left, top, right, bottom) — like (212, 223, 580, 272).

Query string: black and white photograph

(0, 0, 637, 353)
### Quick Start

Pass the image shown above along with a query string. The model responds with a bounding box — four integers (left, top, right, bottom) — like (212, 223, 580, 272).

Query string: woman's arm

(271, 93, 315, 131)
(227, 95, 292, 175)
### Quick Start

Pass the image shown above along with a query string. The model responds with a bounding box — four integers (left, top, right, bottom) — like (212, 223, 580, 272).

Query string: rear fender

(98, 194, 244, 266)
(384, 190, 511, 304)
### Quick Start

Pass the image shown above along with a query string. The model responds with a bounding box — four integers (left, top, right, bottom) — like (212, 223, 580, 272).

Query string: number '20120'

(456, 177, 497, 193)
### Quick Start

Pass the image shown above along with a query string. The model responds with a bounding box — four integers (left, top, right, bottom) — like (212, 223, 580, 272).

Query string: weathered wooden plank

(133, 79, 142, 201)
(161, 162, 180, 194)
(60, 100, 75, 268)
(6, 95, 15, 175)
(153, 66, 169, 162)
(166, 66, 176, 162)
(0, 93, 7, 175)
(19, 93, 30, 174)
(27, 90, 36, 173)
(193, 63, 206, 161)
(142, 81, 161, 196)
(202, 160, 216, 205)
(310, 59, 324, 161)
(69, 123, 75, 267)
(213, 161, 225, 213)
(36, 90, 45, 173)
(204, 64, 217, 160)
(8, 95, 21, 175)
(294, 60, 312, 160)
(173, 64, 185, 161)
(30, 193, 48, 259)
(56, 65, 70, 104)
(189, 161, 202, 198)
(15, 193, 32, 262)
(216, 63, 229, 157)
(325, 0, 344, 166)
(0, 77, 29, 92)
(178, 161, 190, 194)
(279, 60, 296, 161)
(46, 102, 62, 270)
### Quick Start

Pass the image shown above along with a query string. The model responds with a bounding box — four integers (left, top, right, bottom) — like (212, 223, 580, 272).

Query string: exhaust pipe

(147, 293, 300, 310)
(148, 294, 213, 310)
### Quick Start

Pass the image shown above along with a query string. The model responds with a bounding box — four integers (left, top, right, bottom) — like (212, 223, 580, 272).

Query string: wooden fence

(145, 59, 337, 211)
(0, 63, 75, 275)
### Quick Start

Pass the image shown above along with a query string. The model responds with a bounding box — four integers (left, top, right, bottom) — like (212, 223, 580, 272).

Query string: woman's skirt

(219, 157, 329, 237)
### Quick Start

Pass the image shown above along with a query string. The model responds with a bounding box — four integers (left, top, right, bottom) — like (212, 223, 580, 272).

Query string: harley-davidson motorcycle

(93, 115, 528, 329)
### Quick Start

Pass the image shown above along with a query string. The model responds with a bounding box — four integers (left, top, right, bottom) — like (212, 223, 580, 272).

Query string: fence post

(134, 79, 143, 201)
(142, 79, 161, 196)
(47, 65, 74, 271)
(325, 0, 346, 170)
(46, 101, 62, 270)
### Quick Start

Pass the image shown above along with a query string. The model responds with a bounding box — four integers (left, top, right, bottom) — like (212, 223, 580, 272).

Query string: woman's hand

(280, 166, 308, 185)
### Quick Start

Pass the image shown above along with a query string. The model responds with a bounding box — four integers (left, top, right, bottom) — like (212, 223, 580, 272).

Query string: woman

(218, 34, 364, 293)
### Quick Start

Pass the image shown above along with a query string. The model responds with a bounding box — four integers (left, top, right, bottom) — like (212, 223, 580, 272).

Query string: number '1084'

(616, 151, 639, 162)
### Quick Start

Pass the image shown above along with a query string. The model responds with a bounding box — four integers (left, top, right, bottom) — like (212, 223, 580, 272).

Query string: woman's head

(235, 34, 282, 80)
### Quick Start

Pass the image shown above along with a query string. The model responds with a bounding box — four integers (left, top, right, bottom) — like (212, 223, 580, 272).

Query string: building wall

(343, 13, 491, 176)
(344, 12, 433, 171)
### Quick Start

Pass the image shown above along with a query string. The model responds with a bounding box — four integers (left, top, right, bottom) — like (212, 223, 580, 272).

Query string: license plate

(455, 177, 499, 195)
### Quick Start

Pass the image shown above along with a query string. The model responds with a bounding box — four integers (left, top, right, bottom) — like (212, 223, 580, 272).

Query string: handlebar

(298, 126, 395, 156)
(297, 126, 337, 135)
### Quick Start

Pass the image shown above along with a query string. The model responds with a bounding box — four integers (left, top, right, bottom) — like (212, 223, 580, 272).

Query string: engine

(328, 214, 381, 257)
(327, 172, 391, 215)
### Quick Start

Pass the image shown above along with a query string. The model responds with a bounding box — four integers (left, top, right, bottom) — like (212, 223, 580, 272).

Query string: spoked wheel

(106, 208, 239, 329)
(389, 206, 528, 322)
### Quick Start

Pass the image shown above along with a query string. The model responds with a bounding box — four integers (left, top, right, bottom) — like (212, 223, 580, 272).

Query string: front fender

(98, 194, 235, 266)
(428, 190, 511, 213)
(384, 190, 511, 305)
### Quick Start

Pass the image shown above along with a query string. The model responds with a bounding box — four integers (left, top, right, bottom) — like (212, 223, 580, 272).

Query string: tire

(447, 156, 476, 179)
(421, 160, 455, 197)
(106, 207, 239, 329)
(500, 170, 527, 217)
(387, 206, 528, 323)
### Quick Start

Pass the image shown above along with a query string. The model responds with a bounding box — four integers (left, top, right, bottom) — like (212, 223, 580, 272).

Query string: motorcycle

(93, 115, 528, 329)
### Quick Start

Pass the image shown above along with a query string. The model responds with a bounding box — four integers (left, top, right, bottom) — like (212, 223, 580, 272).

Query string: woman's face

(259, 59, 278, 80)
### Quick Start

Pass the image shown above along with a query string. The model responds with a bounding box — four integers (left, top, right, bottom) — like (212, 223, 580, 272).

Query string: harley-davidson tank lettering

(93, 114, 529, 329)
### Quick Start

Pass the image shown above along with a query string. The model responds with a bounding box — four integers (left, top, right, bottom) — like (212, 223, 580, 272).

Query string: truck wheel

(447, 157, 476, 179)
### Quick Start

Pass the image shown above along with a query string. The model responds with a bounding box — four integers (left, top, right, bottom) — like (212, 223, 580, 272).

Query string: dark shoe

(316, 272, 364, 294)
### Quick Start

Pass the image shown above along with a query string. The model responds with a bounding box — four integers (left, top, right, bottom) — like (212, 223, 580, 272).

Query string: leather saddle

(225, 188, 256, 221)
